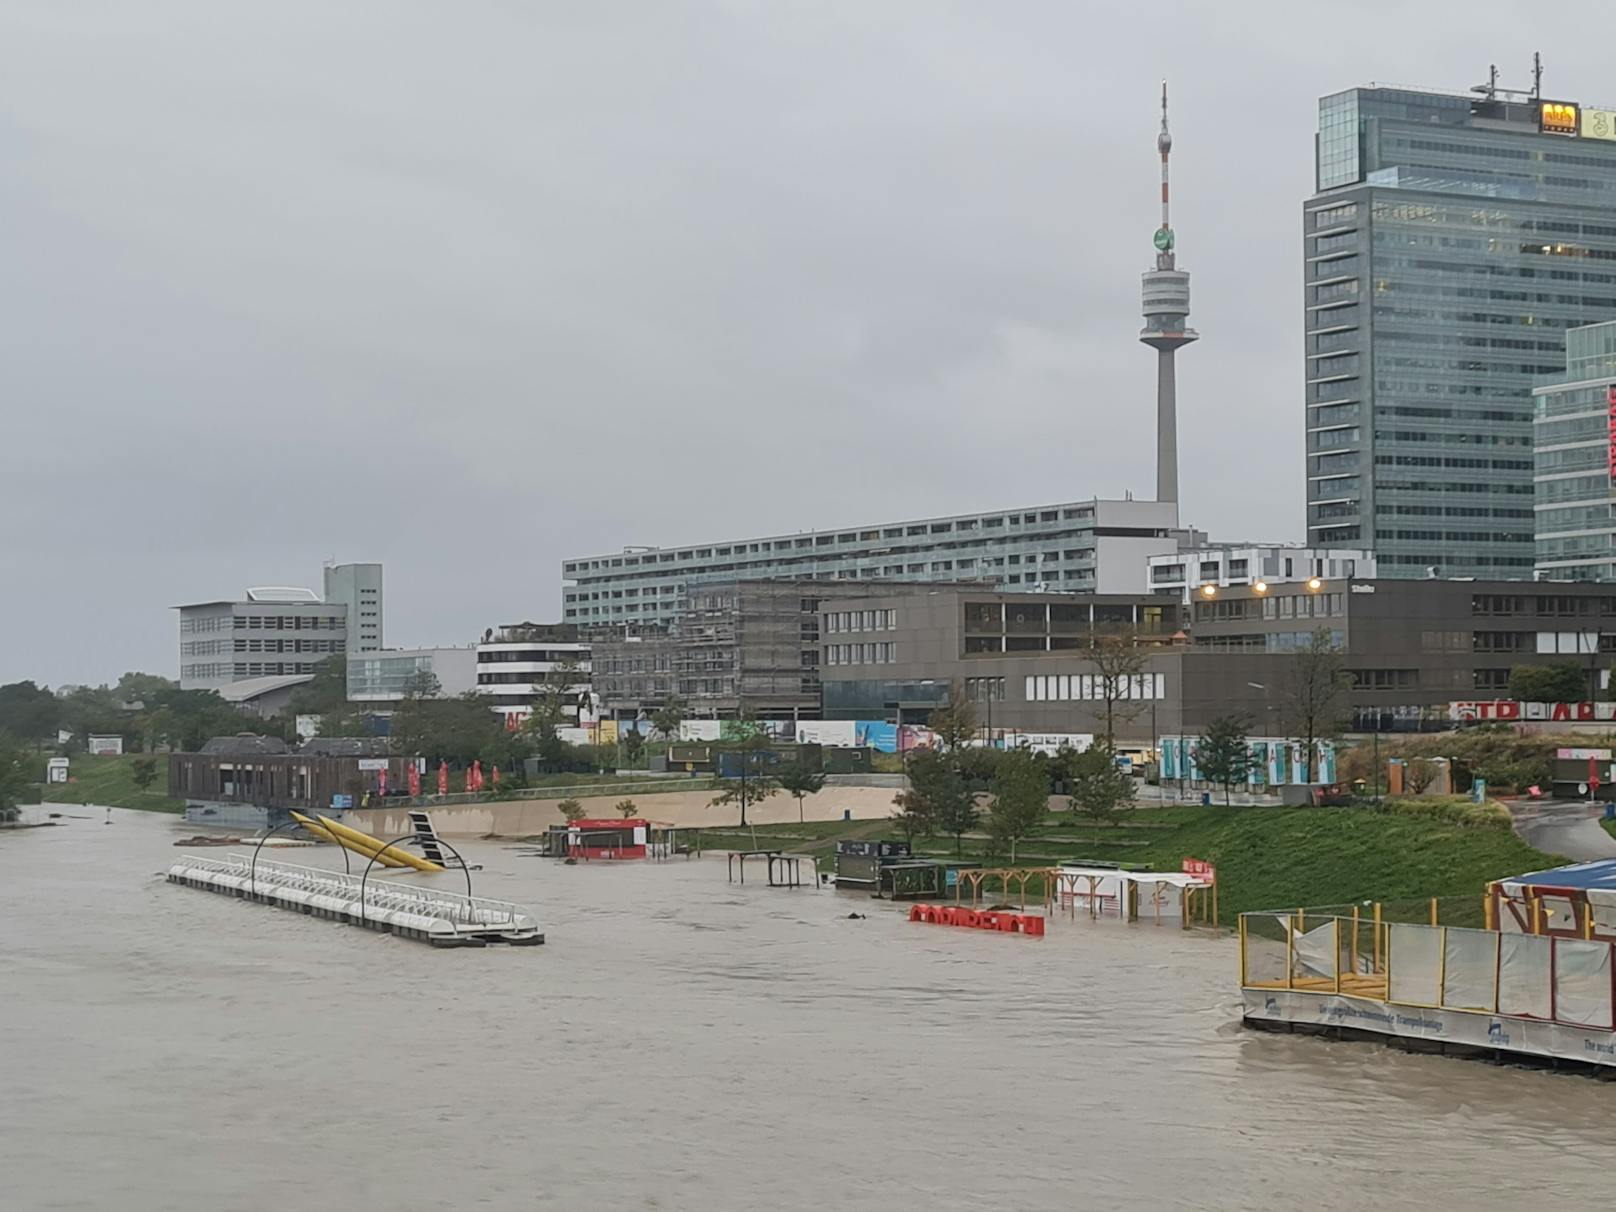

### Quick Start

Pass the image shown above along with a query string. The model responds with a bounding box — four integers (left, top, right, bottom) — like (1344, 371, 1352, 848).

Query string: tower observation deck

(1140, 82, 1197, 504)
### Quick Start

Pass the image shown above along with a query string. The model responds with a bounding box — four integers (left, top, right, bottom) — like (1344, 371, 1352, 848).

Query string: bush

(1378, 795, 1511, 831)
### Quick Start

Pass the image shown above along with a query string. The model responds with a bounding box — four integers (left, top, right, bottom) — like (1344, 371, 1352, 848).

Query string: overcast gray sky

(0, 1, 1577, 685)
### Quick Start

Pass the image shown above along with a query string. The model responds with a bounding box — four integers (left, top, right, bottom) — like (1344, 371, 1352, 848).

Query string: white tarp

(1441, 927, 1499, 1012)
(1388, 923, 1442, 1006)
(1292, 920, 1338, 982)
(678, 720, 722, 742)
(1497, 933, 1553, 1019)
(1553, 939, 1614, 1029)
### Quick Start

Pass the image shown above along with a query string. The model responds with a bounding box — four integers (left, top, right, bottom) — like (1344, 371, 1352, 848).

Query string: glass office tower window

(1317, 92, 1361, 190)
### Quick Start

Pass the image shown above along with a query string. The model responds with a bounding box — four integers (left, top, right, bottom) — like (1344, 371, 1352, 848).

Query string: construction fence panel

(1242, 914, 1290, 986)
(1497, 933, 1553, 1019)
(1440, 927, 1499, 1012)
(1553, 939, 1614, 1030)
(1388, 922, 1442, 1007)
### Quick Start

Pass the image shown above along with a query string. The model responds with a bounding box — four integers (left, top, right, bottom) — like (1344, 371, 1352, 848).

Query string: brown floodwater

(3, 808, 1612, 1210)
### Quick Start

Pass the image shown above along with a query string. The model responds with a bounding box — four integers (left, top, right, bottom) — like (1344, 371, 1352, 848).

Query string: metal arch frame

(358, 833, 474, 927)
(251, 817, 346, 898)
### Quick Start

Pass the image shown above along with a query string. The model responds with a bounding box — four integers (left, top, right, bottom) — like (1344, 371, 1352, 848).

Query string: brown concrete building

(816, 580, 1616, 739)
(818, 588, 1188, 741)
(1187, 578, 1616, 730)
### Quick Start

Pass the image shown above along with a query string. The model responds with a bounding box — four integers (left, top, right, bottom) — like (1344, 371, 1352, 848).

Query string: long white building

(562, 498, 1183, 628)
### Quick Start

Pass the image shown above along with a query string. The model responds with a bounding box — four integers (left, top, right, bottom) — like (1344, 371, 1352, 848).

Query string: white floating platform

(168, 853, 543, 947)
(1244, 989, 1616, 1070)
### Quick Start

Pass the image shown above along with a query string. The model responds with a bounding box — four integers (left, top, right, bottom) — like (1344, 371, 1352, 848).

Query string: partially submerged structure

(1241, 859, 1616, 1071)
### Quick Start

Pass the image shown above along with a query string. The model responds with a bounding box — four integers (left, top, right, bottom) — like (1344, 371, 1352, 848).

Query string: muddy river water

(3, 809, 1611, 1210)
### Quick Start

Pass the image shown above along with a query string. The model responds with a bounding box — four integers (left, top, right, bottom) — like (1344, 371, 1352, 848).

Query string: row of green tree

(0, 675, 274, 754)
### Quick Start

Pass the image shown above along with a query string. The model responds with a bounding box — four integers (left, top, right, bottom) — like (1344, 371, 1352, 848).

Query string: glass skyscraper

(1533, 320, 1616, 579)
(1305, 84, 1616, 577)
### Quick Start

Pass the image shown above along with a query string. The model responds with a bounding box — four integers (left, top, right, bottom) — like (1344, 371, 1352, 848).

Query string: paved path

(1506, 798, 1616, 862)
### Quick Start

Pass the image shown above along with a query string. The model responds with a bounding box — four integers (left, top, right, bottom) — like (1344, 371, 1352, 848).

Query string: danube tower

(1139, 82, 1197, 504)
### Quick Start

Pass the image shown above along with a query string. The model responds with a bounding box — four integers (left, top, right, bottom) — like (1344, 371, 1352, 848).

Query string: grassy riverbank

(37, 753, 183, 814)
(695, 801, 1561, 921)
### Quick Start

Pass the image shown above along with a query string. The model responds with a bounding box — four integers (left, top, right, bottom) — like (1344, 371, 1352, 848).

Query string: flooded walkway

(4, 810, 1613, 1210)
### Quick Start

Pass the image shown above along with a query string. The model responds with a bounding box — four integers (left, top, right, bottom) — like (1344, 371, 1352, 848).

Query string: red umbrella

(437, 760, 449, 795)
(492, 765, 501, 787)
(408, 765, 421, 797)
(470, 760, 483, 792)
(377, 769, 388, 796)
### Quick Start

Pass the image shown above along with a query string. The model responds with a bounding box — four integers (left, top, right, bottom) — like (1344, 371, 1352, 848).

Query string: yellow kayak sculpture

(317, 814, 443, 873)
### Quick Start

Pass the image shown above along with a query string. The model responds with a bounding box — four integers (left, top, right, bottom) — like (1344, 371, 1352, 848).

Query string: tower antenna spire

(1157, 80, 1174, 269)
(1141, 80, 1196, 507)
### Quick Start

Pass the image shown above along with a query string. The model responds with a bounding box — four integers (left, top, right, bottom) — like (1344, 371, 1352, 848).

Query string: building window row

(1025, 673, 1166, 702)
(826, 609, 898, 633)
(234, 638, 343, 654)
(826, 643, 896, 666)
(965, 676, 1006, 702)
(179, 616, 230, 634)
(180, 662, 233, 679)
(232, 615, 344, 631)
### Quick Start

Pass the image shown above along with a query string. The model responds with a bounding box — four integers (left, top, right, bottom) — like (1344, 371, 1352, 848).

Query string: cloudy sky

(0, 1, 1573, 685)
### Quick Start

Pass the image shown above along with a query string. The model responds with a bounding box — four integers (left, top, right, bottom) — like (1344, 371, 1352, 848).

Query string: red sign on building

(1607, 386, 1616, 479)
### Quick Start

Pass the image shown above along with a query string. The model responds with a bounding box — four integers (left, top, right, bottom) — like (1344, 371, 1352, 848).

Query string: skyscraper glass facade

(1533, 320, 1616, 579)
(1305, 85, 1616, 577)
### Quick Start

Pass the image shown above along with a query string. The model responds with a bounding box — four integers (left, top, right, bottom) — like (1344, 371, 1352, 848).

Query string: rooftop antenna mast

(1532, 51, 1543, 101)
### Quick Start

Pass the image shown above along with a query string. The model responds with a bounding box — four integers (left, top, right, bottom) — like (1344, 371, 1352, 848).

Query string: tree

(141, 687, 257, 752)
(0, 681, 62, 745)
(558, 798, 585, 823)
(526, 658, 585, 742)
(1193, 715, 1252, 807)
(391, 692, 505, 764)
(615, 798, 638, 819)
(895, 748, 977, 856)
(401, 668, 443, 700)
(1089, 630, 1147, 747)
(113, 672, 176, 707)
(987, 748, 1048, 863)
(1280, 628, 1352, 784)
(1404, 759, 1438, 795)
(707, 756, 780, 831)
(0, 742, 32, 820)
(288, 655, 350, 716)
(777, 762, 826, 823)
(621, 727, 645, 765)
(650, 695, 687, 741)
(130, 757, 158, 793)
(1067, 743, 1135, 824)
(927, 681, 977, 751)
(933, 782, 982, 858)
(1509, 662, 1587, 704)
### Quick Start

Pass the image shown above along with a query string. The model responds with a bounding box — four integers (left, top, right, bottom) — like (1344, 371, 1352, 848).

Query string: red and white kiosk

(555, 818, 652, 861)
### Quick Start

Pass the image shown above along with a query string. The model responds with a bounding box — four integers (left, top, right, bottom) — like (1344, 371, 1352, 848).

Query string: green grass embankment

(696, 800, 1561, 923)
(38, 753, 182, 813)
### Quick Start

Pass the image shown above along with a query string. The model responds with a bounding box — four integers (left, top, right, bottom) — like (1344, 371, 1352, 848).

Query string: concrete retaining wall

(344, 785, 901, 839)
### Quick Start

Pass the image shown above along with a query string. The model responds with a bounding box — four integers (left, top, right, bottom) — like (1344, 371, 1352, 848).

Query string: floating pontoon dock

(167, 853, 543, 947)
(1240, 866, 1616, 1071)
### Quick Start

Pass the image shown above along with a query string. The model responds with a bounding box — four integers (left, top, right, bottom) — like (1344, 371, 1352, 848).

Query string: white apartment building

(474, 624, 592, 726)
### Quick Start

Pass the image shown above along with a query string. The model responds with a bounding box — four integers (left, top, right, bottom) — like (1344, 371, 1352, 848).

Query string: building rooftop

(198, 734, 291, 756)
(563, 497, 1177, 567)
(215, 674, 314, 704)
(245, 586, 321, 603)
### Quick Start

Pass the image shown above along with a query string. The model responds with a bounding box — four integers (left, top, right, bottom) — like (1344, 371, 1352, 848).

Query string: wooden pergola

(953, 867, 1060, 912)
